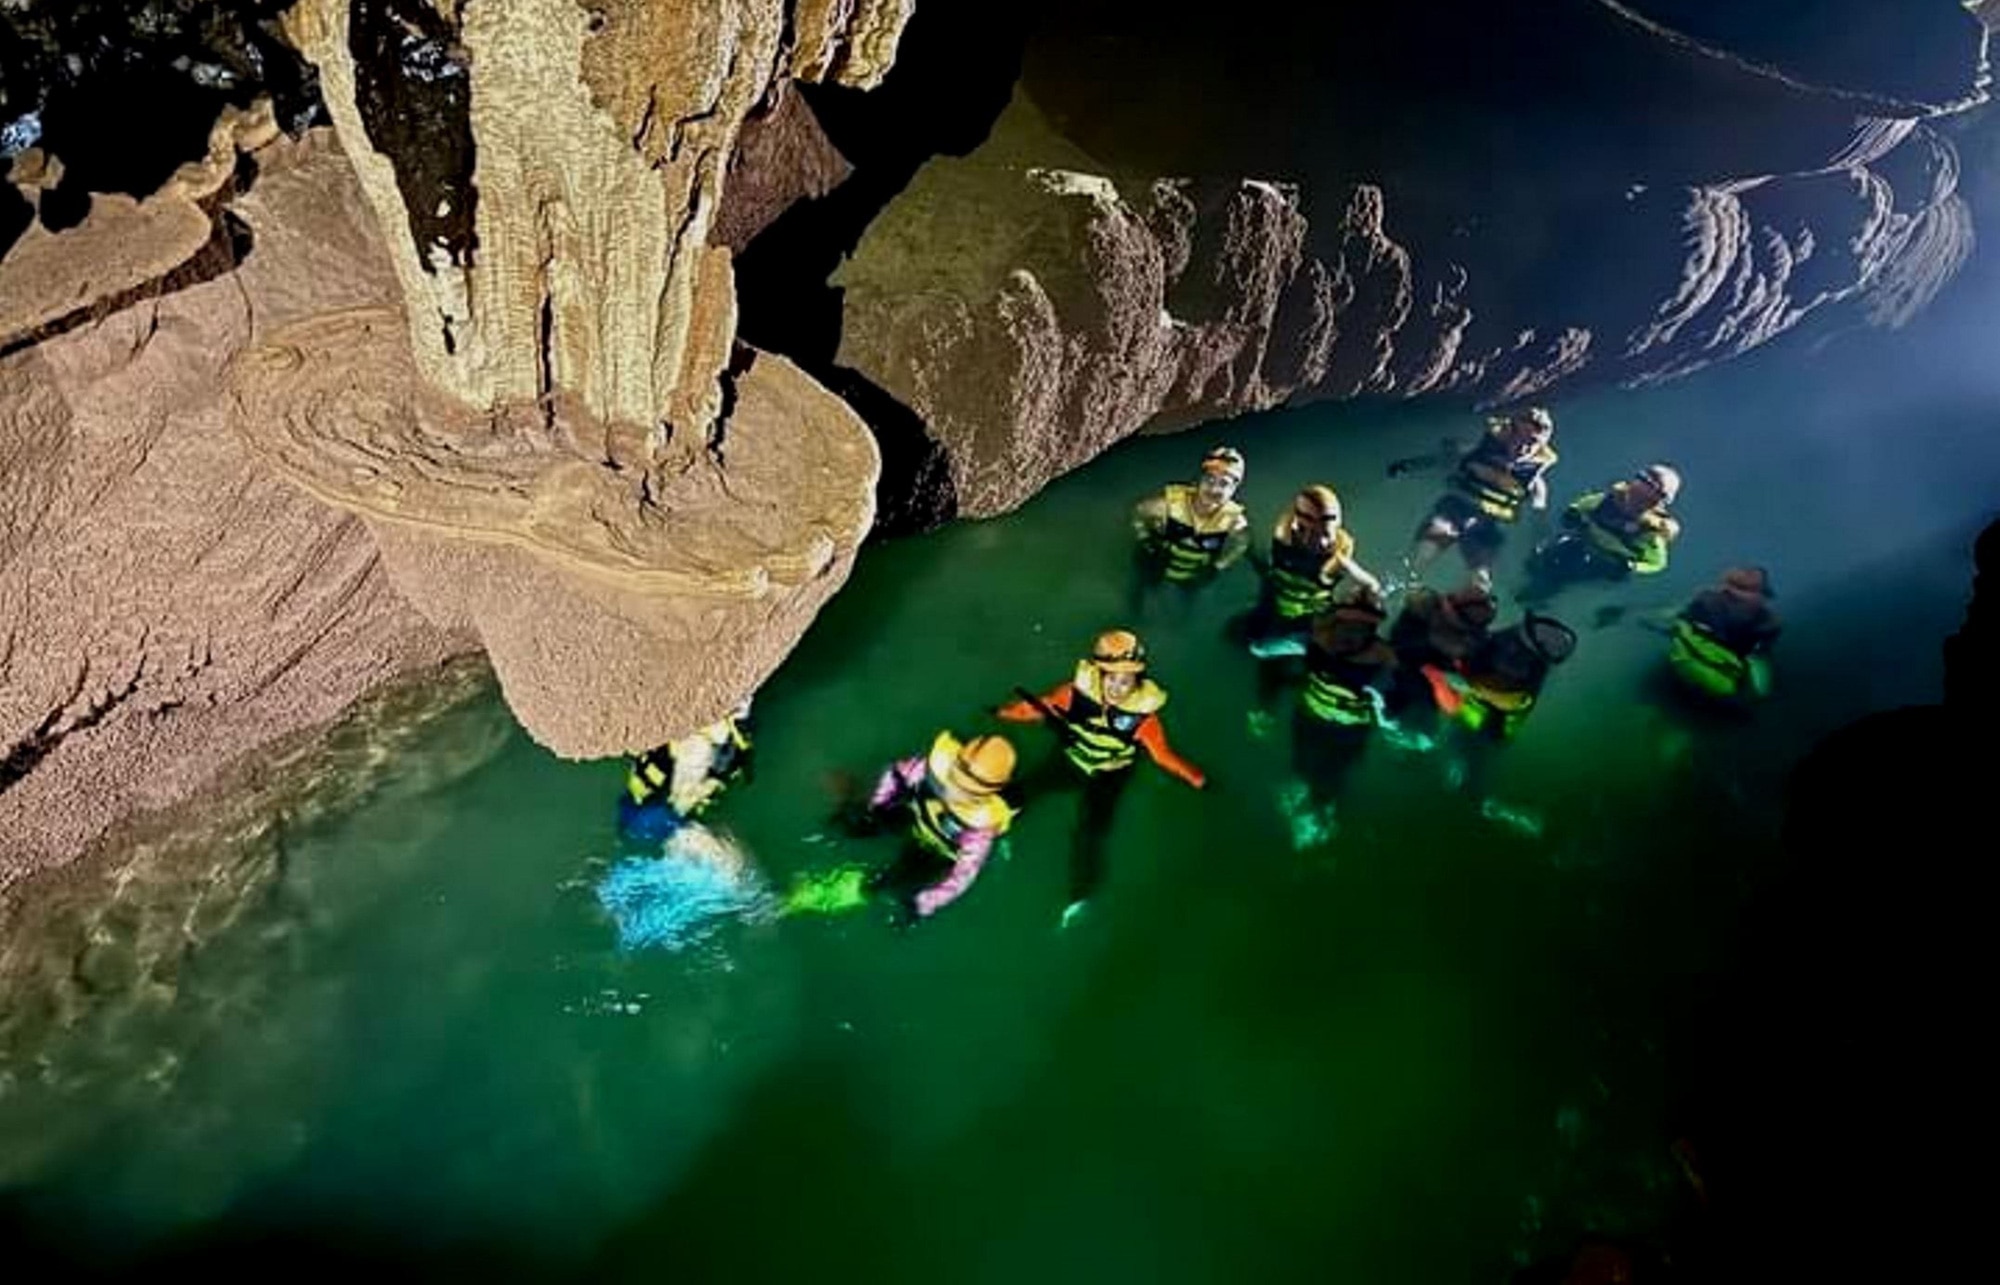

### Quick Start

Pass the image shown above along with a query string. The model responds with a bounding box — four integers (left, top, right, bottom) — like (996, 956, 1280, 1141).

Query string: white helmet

(1639, 463, 1681, 504)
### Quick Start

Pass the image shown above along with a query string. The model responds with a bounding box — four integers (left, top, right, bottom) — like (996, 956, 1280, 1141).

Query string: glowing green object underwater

(1480, 797, 1545, 839)
(782, 865, 872, 916)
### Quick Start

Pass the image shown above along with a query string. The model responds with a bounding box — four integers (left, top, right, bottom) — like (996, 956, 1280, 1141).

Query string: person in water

(1248, 484, 1383, 647)
(1396, 406, 1559, 581)
(1131, 445, 1251, 612)
(1424, 610, 1576, 833)
(998, 629, 1206, 926)
(860, 731, 1021, 921)
(1386, 571, 1498, 716)
(1525, 464, 1682, 598)
(620, 700, 755, 843)
(1665, 566, 1782, 705)
(1285, 587, 1398, 848)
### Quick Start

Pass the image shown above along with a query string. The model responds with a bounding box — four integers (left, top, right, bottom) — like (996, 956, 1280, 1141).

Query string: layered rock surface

(837, 1, 1989, 516)
(4, 0, 910, 888)
(1, 131, 462, 891)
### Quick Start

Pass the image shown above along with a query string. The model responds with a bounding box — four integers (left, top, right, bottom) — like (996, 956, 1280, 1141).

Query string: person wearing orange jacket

(997, 629, 1205, 926)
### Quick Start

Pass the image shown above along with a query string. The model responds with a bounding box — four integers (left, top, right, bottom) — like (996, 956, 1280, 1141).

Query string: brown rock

(837, 35, 1980, 514)
(0, 133, 463, 894)
(227, 307, 880, 758)
(713, 86, 855, 253)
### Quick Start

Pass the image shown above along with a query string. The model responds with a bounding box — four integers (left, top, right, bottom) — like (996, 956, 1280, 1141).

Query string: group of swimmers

(616, 405, 1783, 934)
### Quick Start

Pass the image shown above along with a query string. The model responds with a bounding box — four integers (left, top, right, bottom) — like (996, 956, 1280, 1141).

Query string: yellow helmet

(1200, 446, 1246, 485)
(1294, 484, 1342, 524)
(928, 731, 1016, 797)
(1088, 629, 1148, 674)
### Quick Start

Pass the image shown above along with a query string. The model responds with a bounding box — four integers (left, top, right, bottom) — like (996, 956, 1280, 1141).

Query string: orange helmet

(1088, 629, 1148, 674)
(1200, 446, 1246, 485)
(928, 731, 1016, 797)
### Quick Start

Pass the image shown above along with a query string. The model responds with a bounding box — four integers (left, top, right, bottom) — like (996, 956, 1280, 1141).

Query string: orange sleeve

(997, 683, 1074, 723)
(1135, 715, 1205, 789)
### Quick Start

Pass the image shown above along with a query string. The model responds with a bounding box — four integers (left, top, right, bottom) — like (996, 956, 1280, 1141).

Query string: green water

(1, 335, 1989, 1279)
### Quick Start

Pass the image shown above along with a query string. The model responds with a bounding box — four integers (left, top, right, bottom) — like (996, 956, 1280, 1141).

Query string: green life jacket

(1668, 619, 1770, 700)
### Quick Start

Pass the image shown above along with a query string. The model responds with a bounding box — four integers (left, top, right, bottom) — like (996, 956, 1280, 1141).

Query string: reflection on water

(0, 327, 1991, 1279)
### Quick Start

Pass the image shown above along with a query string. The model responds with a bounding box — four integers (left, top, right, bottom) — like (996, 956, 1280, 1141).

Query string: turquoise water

(1, 331, 1990, 1279)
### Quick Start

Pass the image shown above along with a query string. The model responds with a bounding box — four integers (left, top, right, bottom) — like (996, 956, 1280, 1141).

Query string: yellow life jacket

(1061, 664, 1168, 775)
(1267, 526, 1356, 621)
(626, 751, 670, 806)
(1452, 433, 1557, 521)
(910, 779, 1016, 861)
(623, 715, 751, 809)
(1149, 485, 1246, 582)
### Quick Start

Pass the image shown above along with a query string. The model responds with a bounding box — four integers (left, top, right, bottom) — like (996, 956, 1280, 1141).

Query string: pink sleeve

(914, 830, 994, 918)
(870, 757, 925, 808)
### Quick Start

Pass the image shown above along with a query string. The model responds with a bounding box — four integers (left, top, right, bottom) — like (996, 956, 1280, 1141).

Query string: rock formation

(3, 1, 911, 888)
(0, 128, 462, 891)
(233, 0, 906, 757)
(836, 1, 1991, 516)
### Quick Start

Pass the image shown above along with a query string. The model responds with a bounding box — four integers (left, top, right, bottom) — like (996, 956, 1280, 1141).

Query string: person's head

(929, 731, 1016, 802)
(1719, 566, 1773, 601)
(1195, 446, 1245, 508)
(1322, 589, 1388, 654)
(1291, 484, 1343, 543)
(1443, 574, 1499, 630)
(1502, 405, 1556, 451)
(1088, 629, 1148, 701)
(1630, 463, 1681, 508)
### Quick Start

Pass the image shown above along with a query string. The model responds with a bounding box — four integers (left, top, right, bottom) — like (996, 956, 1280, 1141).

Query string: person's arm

(913, 830, 995, 918)
(996, 683, 1074, 723)
(1215, 519, 1251, 570)
(1338, 553, 1383, 596)
(1135, 715, 1205, 788)
(1132, 491, 1170, 541)
(868, 757, 924, 810)
(1526, 473, 1550, 512)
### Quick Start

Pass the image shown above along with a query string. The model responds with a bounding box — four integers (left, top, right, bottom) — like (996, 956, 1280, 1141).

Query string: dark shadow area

(350, 0, 476, 270)
(0, 174, 32, 258)
(0, 1188, 556, 1283)
(0, 1, 321, 238)
(1661, 516, 1997, 1281)
(730, 3, 1037, 534)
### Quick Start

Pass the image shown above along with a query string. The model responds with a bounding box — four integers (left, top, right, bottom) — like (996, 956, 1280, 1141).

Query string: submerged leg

(1067, 768, 1134, 910)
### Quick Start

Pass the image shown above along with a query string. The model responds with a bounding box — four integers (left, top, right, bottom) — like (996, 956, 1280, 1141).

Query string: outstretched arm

(913, 831, 995, 918)
(1135, 716, 1206, 788)
(1339, 554, 1384, 596)
(997, 683, 1074, 723)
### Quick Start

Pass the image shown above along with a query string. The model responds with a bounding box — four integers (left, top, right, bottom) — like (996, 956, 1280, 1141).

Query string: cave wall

(835, 0, 1990, 516)
(2, 0, 1996, 891)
